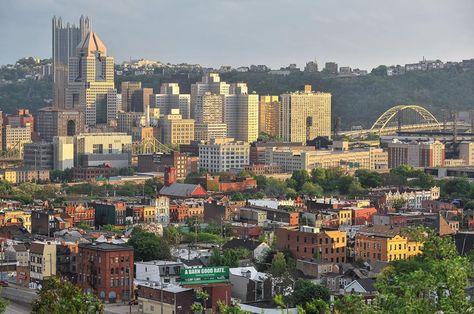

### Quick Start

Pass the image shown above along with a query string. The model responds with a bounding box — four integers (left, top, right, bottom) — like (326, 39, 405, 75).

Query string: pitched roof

(12, 244, 27, 252)
(159, 183, 206, 198)
(29, 242, 45, 255)
(77, 31, 107, 56)
(356, 278, 377, 292)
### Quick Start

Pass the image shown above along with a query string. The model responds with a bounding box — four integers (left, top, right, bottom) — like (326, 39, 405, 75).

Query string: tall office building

(52, 16, 91, 108)
(121, 81, 141, 112)
(160, 109, 195, 145)
(190, 73, 230, 119)
(224, 83, 259, 143)
(259, 96, 280, 137)
(280, 85, 331, 143)
(66, 31, 115, 126)
(131, 88, 153, 112)
(151, 83, 191, 118)
(36, 107, 84, 142)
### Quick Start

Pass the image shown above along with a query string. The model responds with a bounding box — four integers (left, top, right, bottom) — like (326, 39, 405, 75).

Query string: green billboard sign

(180, 266, 229, 284)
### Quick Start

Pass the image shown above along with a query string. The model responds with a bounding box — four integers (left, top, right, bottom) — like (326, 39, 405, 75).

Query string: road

(5, 301, 31, 314)
(1, 285, 36, 313)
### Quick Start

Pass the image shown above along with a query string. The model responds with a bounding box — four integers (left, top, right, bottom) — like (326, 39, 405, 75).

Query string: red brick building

(77, 243, 134, 303)
(169, 200, 204, 223)
(65, 204, 95, 227)
(181, 282, 232, 313)
(205, 175, 257, 193)
(276, 227, 347, 262)
(351, 207, 378, 225)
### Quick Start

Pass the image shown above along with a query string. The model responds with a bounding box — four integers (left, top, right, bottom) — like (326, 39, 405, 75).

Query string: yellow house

(354, 225, 423, 262)
(143, 206, 157, 223)
(337, 209, 352, 226)
(0, 210, 32, 232)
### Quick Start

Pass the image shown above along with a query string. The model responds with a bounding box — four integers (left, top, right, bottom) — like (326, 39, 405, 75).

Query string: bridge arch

(370, 105, 440, 134)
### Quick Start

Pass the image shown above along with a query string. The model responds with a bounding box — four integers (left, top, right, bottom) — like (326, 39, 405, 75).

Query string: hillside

(2, 67, 474, 129)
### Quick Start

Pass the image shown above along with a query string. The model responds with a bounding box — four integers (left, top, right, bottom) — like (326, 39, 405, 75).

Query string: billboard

(180, 266, 229, 284)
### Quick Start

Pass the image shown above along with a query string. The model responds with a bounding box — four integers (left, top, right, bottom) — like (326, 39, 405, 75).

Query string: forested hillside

(2, 66, 474, 129)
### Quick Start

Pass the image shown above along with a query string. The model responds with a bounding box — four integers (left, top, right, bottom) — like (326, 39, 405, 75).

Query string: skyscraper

(190, 73, 230, 119)
(224, 83, 259, 143)
(52, 16, 91, 108)
(150, 83, 191, 118)
(280, 85, 331, 143)
(259, 96, 280, 137)
(66, 31, 115, 126)
(194, 93, 227, 141)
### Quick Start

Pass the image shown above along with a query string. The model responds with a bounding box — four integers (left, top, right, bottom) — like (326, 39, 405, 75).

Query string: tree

(442, 177, 471, 198)
(265, 178, 287, 198)
(217, 301, 250, 314)
(299, 299, 330, 314)
(76, 222, 92, 231)
(355, 169, 382, 188)
(230, 192, 246, 201)
(100, 224, 121, 233)
(348, 181, 365, 197)
(375, 233, 473, 314)
(163, 226, 182, 246)
(337, 175, 355, 195)
(301, 182, 323, 197)
(128, 227, 171, 261)
(32, 277, 103, 313)
(391, 198, 407, 211)
(333, 294, 369, 314)
(270, 251, 287, 276)
(310, 168, 326, 184)
(291, 170, 310, 191)
(292, 279, 330, 307)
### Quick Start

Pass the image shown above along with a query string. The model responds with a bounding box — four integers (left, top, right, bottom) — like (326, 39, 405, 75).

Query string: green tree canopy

(32, 277, 103, 314)
(270, 251, 287, 276)
(128, 227, 171, 261)
(292, 279, 330, 307)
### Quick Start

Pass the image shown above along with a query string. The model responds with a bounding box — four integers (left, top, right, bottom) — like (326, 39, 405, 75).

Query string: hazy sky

(1, 0, 474, 70)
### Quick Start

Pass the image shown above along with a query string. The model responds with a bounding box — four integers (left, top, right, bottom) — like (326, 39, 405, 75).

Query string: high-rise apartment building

(198, 138, 250, 172)
(52, 16, 91, 108)
(190, 73, 230, 119)
(66, 31, 115, 126)
(387, 140, 445, 168)
(280, 85, 331, 143)
(259, 96, 280, 137)
(224, 83, 259, 143)
(151, 83, 191, 118)
(160, 110, 195, 145)
(36, 107, 84, 142)
(194, 93, 227, 141)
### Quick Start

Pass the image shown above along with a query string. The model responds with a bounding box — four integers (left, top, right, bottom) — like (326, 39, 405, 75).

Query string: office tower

(280, 85, 331, 143)
(131, 87, 153, 112)
(52, 16, 91, 108)
(36, 107, 84, 142)
(160, 109, 195, 145)
(198, 138, 250, 172)
(121, 82, 142, 111)
(190, 73, 230, 118)
(106, 89, 119, 123)
(23, 142, 54, 170)
(459, 142, 474, 165)
(117, 111, 146, 135)
(151, 83, 191, 118)
(259, 96, 280, 137)
(66, 31, 115, 126)
(224, 83, 259, 143)
(194, 93, 227, 141)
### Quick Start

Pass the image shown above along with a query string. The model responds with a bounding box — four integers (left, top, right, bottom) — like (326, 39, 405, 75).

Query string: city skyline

(1, 0, 474, 69)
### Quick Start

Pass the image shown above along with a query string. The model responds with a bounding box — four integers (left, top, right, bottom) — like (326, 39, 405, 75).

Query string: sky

(1, 0, 474, 70)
